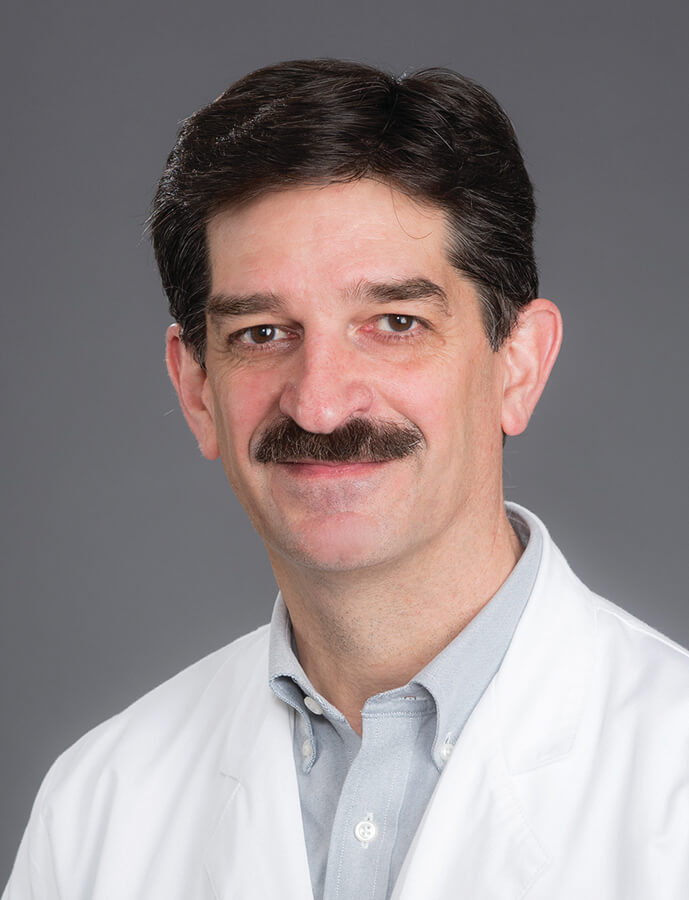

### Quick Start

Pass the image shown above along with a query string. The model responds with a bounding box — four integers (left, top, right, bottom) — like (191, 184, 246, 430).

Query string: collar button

(304, 696, 324, 715)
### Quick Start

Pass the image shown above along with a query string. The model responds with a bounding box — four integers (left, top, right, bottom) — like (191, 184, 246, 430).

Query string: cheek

(394, 354, 501, 448)
(212, 370, 281, 459)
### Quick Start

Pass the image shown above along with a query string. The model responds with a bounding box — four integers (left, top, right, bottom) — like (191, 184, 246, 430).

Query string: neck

(269, 500, 522, 734)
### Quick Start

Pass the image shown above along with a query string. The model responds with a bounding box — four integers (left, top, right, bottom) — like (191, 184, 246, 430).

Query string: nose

(278, 336, 374, 433)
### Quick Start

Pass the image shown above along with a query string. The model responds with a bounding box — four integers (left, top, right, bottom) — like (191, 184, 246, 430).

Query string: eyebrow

(206, 277, 451, 321)
(353, 277, 450, 315)
(206, 291, 283, 320)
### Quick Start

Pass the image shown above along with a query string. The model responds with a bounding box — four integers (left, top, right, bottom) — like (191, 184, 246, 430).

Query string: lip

(276, 460, 390, 477)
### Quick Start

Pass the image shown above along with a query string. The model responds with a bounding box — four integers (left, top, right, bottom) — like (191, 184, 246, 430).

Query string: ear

(500, 299, 563, 437)
(165, 324, 219, 460)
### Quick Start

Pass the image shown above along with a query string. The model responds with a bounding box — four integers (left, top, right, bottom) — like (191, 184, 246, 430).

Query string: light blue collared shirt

(269, 507, 542, 900)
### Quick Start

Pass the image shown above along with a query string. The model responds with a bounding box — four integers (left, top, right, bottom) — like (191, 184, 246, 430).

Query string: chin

(268, 514, 395, 572)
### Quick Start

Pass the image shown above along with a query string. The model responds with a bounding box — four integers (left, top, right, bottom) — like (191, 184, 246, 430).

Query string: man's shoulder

(546, 530, 689, 744)
(504, 506, 689, 758)
(36, 624, 271, 809)
(515, 503, 689, 677)
(498, 512, 689, 807)
(587, 590, 689, 713)
(591, 590, 689, 659)
(554, 542, 689, 693)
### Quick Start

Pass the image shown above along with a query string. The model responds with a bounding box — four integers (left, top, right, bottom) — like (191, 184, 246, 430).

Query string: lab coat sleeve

(2, 805, 60, 900)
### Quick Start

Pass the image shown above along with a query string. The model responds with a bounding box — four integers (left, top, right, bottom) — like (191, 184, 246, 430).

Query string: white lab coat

(4, 504, 689, 899)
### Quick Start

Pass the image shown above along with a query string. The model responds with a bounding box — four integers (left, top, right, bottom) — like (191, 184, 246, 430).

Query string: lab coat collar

(498, 503, 595, 775)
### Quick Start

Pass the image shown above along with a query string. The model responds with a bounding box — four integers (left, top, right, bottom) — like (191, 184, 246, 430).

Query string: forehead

(205, 179, 455, 294)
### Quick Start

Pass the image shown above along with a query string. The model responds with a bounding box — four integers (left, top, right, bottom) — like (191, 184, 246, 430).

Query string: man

(4, 59, 689, 899)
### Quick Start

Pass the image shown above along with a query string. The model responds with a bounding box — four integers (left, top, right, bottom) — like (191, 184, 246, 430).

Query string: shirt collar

(269, 596, 348, 771)
(268, 505, 542, 770)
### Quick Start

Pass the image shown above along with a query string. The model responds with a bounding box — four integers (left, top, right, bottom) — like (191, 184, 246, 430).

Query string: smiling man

(4, 60, 689, 900)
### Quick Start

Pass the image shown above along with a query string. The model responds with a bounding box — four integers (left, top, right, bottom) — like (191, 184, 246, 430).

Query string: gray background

(1, 0, 687, 879)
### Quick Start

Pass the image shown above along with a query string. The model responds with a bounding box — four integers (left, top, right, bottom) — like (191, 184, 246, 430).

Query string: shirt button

(440, 742, 454, 762)
(354, 819, 377, 844)
(304, 696, 324, 715)
(301, 738, 313, 758)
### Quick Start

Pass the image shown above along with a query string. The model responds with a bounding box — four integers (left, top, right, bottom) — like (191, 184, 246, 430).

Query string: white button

(304, 696, 324, 715)
(440, 742, 454, 762)
(354, 819, 377, 844)
(301, 738, 313, 758)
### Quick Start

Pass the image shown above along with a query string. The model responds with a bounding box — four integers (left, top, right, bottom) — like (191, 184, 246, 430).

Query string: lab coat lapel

(204, 655, 313, 900)
(392, 685, 550, 900)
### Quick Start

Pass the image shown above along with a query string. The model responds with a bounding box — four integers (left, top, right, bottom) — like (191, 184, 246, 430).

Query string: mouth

(276, 459, 392, 477)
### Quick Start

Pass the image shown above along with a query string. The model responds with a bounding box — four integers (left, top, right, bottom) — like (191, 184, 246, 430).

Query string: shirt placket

(323, 696, 433, 900)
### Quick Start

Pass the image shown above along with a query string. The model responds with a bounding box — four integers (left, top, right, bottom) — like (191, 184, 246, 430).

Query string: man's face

(194, 179, 509, 572)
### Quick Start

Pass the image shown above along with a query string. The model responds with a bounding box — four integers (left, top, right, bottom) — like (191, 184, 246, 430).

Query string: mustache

(253, 417, 424, 464)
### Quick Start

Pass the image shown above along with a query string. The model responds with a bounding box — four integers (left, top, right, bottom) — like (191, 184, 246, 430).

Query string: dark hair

(150, 59, 538, 364)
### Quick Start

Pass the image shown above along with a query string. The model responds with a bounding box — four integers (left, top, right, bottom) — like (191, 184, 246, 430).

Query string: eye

(235, 324, 291, 345)
(377, 314, 420, 333)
